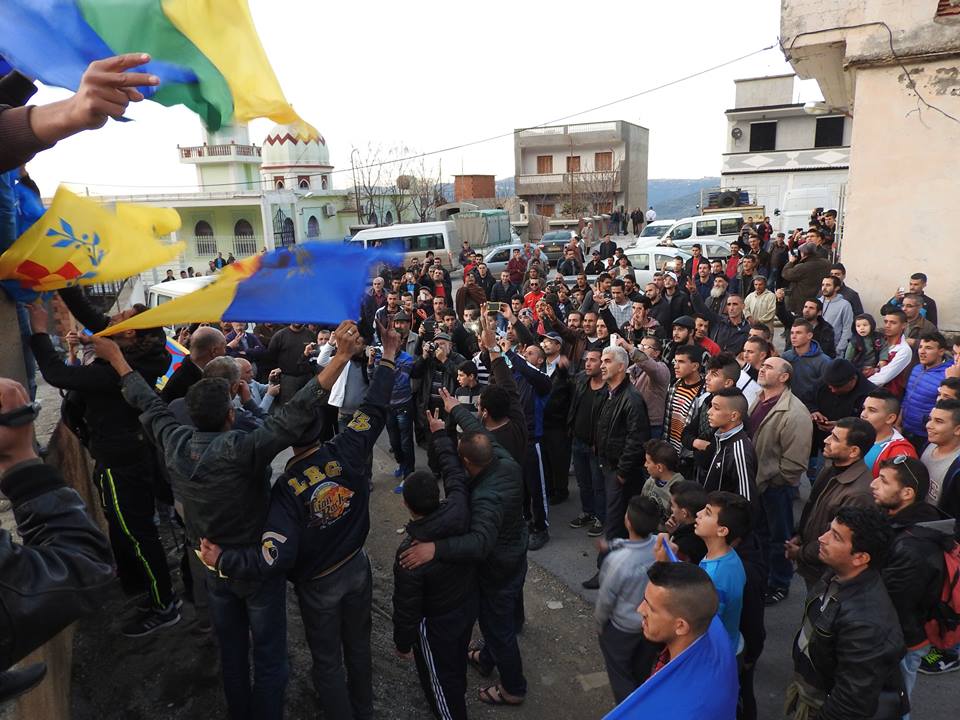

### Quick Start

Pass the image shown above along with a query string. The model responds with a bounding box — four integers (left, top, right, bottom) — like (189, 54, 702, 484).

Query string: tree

(408, 157, 445, 222)
(352, 142, 412, 226)
(574, 158, 622, 215)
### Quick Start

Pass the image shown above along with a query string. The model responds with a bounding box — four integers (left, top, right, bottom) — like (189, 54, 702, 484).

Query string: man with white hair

(583, 345, 651, 588)
(236, 357, 279, 414)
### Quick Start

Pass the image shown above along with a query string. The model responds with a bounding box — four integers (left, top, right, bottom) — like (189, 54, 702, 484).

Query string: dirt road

(70, 438, 616, 719)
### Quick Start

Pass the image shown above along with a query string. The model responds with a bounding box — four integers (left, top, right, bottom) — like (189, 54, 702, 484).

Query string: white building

(720, 74, 851, 231)
(513, 120, 648, 218)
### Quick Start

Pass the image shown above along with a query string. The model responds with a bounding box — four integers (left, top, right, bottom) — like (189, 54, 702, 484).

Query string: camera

(424, 341, 436, 355)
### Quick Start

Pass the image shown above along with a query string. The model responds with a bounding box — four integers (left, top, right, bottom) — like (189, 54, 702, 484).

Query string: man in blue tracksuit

(199, 327, 401, 720)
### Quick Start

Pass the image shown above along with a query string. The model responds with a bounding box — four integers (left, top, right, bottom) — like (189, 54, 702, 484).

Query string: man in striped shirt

(664, 346, 705, 479)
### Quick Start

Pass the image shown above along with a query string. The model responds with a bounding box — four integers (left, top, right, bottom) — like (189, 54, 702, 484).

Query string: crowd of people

(1, 54, 958, 720)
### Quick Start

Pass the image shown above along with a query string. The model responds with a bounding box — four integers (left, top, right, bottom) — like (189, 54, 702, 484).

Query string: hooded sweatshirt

(782, 342, 832, 410)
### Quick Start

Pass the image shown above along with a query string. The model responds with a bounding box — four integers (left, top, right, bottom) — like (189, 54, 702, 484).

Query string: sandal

(467, 649, 493, 678)
(478, 684, 524, 706)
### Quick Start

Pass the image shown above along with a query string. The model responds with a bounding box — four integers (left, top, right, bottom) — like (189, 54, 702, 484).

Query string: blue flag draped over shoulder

(603, 616, 738, 720)
(0, 0, 195, 97)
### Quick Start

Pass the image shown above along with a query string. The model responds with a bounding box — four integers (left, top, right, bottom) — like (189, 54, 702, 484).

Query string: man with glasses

(522, 278, 545, 320)
(900, 293, 938, 347)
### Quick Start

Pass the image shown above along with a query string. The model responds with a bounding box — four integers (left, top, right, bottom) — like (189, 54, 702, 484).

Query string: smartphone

(610, 333, 619, 348)
(486, 301, 505, 313)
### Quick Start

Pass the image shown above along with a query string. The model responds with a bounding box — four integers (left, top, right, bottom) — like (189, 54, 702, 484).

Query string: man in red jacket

(859, 389, 917, 478)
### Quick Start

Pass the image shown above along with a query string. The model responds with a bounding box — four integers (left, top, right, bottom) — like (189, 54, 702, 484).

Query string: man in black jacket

(101, 321, 364, 720)
(702, 388, 765, 537)
(162, 325, 226, 402)
(0, 377, 114, 702)
(595, 346, 650, 543)
(400, 347, 530, 708)
(787, 506, 907, 720)
(540, 333, 573, 505)
(27, 298, 178, 637)
(687, 279, 750, 354)
(393, 415, 475, 720)
(872, 457, 956, 705)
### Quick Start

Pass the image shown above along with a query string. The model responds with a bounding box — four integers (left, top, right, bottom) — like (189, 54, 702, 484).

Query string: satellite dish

(731, 127, 743, 140)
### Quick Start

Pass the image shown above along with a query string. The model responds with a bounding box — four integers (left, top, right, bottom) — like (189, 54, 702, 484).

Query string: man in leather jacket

(594, 346, 651, 543)
(0, 377, 113, 702)
(787, 506, 907, 720)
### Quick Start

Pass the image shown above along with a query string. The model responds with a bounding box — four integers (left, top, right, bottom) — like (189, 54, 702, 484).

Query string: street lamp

(350, 147, 362, 224)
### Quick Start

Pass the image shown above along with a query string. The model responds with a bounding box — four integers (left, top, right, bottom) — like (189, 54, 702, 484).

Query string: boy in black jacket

(393, 410, 476, 720)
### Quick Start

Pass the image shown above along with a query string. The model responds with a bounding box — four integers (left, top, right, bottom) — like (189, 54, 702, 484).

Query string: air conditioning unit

(322, 203, 337, 218)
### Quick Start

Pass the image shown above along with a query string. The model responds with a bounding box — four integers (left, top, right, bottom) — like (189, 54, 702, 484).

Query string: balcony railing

(517, 121, 619, 138)
(516, 171, 621, 188)
(178, 144, 262, 160)
(191, 234, 265, 258)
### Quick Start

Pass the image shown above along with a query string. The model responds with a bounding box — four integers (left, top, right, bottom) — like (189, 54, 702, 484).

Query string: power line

(60, 43, 779, 192)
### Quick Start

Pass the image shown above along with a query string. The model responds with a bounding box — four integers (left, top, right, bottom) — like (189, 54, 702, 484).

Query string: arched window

(281, 217, 295, 247)
(273, 176, 285, 190)
(320, 175, 328, 190)
(307, 216, 320, 238)
(233, 219, 256, 256)
(298, 176, 310, 189)
(194, 220, 215, 255)
(385, 211, 394, 225)
(368, 211, 378, 226)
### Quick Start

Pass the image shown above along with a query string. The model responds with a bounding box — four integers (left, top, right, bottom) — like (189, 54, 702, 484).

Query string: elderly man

(163, 326, 226, 402)
(236, 358, 279, 414)
(743, 276, 776, 336)
(582, 346, 650, 589)
(749, 357, 812, 605)
(900, 293, 938, 347)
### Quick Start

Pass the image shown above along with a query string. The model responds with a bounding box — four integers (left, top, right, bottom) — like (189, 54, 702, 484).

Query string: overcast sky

(26, 0, 822, 197)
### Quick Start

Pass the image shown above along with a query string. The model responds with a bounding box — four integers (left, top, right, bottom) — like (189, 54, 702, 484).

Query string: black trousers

(541, 426, 572, 500)
(522, 440, 549, 532)
(94, 459, 174, 608)
(598, 622, 661, 703)
(413, 594, 479, 720)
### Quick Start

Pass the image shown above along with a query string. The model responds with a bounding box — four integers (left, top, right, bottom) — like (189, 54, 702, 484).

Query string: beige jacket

(744, 289, 777, 332)
(750, 389, 812, 493)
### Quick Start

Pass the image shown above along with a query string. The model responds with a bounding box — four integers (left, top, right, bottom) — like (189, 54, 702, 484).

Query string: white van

(661, 213, 744, 244)
(349, 220, 459, 268)
(146, 275, 216, 309)
(777, 187, 841, 234)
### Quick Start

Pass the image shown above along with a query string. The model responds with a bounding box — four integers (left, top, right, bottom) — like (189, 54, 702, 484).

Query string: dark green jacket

(434, 405, 528, 584)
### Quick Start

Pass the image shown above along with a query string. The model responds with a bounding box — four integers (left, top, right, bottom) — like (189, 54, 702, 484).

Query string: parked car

(634, 220, 675, 243)
(621, 247, 694, 286)
(632, 237, 730, 260)
(661, 213, 744, 245)
(539, 229, 579, 263)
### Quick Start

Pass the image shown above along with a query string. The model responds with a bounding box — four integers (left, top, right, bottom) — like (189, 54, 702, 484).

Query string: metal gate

(273, 208, 295, 248)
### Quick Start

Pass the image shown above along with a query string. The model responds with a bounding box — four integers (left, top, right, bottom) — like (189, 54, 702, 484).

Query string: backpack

(925, 541, 960, 650)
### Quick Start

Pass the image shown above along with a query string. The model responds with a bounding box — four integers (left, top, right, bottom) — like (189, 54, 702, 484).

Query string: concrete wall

(734, 75, 795, 107)
(518, 146, 626, 175)
(622, 123, 649, 213)
(726, 114, 851, 153)
(840, 61, 960, 330)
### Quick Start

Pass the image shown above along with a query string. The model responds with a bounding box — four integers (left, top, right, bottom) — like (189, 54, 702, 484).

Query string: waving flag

(0, 186, 184, 292)
(603, 616, 738, 720)
(0, 0, 316, 136)
(99, 243, 403, 336)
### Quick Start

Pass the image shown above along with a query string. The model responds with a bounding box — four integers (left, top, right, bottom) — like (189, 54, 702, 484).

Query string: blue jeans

(296, 550, 373, 720)
(207, 574, 288, 720)
(901, 644, 929, 720)
(386, 399, 416, 475)
(478, 558, 528, 697)
(762, 484, 795, 590)
(571, 437, 603, 518)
